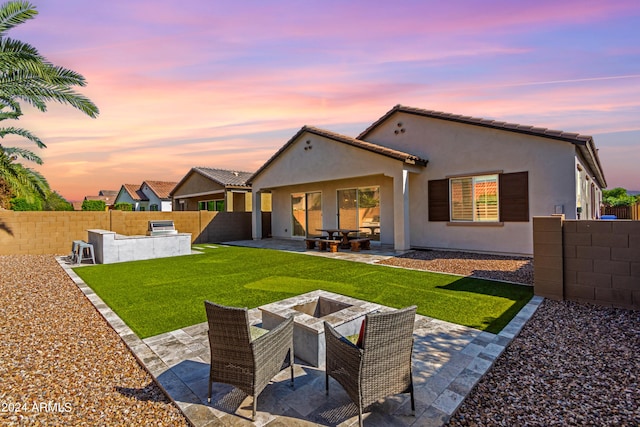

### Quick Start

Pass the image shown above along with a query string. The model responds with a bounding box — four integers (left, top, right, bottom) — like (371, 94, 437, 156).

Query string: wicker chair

(204, 301, 294, 420)
(324, 305, 417, 427)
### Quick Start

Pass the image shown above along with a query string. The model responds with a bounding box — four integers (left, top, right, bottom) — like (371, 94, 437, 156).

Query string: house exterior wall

(171, 172, 252, 212)
(114, 190, 142, 211)
(140, 183, 171, 211)
(251, 132, 413, 247)
(268, 175, 394, 243)
(178, 172, 224, 194)
(363, 112, 579, 255)
(575, 153, 602, 220)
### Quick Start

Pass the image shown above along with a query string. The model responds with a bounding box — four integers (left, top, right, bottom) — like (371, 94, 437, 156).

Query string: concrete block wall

(533, 216, 640, 310)
(0, 211, 110, 255)
(200, 211, 252, 242)
(0, 211, 252, 255)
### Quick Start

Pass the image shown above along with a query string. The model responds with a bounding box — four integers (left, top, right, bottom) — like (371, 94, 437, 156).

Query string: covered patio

(249, 126, 428, 251)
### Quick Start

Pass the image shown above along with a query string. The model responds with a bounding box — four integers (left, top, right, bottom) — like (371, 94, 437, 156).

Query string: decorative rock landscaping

(447, 299, 640, 426)
(0, 255, 188, 426)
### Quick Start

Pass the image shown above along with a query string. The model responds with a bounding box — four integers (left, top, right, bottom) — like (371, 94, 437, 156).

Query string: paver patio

(58, 239, 542, 426)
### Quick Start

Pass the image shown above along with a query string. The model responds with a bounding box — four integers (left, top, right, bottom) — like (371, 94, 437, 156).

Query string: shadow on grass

(437, 275, 533, 334)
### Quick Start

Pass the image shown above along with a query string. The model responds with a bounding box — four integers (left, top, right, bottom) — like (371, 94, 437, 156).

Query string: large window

(450, 175, 498, 222)
(337, 186, 380, 239)
(199, 200, 225, 211)
(429, 171, 529, 223)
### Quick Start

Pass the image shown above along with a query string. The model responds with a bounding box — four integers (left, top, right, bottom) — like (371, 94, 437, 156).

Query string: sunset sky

(7, 0, 640, 201)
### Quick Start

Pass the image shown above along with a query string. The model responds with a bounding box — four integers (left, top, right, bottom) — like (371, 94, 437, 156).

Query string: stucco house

(114, 180, 177, 211)
(170, 167, 257, 212)
(248, 105, 606, 255)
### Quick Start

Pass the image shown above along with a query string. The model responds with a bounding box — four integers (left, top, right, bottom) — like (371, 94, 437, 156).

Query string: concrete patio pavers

(57, 239, 543, 426)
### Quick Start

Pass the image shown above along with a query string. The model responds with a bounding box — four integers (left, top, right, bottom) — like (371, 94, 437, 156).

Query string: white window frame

(449, 174, 499, 222)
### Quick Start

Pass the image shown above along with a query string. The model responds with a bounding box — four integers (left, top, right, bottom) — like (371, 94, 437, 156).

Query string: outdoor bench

(304, 238, 318, 249)
(318, 239, 341, 252)
(349, 238, 371, 252)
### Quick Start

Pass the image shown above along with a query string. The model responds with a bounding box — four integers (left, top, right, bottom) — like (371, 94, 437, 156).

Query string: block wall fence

(533, 215, 640, 310)
(0, 211, 269, 255)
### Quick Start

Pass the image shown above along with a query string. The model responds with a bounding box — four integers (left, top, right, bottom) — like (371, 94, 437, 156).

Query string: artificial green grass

(73, 245, 533, 338)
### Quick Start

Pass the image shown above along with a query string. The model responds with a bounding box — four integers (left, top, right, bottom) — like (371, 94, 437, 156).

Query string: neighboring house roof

(143, 181, 177, 200)
(249, 125, 428, 183)
(122, 184, 148, 201)
(171, 167, 252, 196)
(358, 105, 607, 188)
(98, 190, 118, 198)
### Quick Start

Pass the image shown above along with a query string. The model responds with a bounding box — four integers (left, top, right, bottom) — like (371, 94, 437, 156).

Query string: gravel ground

(0, 255, 189, 426)
(447, 299, 640, 426)
(378, 249, 533, 285)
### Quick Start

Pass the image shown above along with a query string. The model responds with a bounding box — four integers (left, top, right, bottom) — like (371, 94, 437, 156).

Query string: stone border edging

(56, 257, 218, 425)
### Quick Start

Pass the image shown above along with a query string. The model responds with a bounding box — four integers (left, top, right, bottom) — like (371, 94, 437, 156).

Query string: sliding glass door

(337, 187, 380, 240)
(291, 192, 322, 237)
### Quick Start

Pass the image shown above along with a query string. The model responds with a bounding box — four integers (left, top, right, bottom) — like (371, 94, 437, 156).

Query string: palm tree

(0, 0, 99, 207)
(0, 145, 48, 208)
(0, 1, 99, 118)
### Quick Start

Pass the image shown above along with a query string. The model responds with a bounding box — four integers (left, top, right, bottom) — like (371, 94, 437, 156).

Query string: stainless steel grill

(147, 220, 178, 236)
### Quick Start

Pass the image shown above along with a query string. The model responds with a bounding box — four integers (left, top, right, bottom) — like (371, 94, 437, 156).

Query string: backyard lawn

(73, 245, 533, 338)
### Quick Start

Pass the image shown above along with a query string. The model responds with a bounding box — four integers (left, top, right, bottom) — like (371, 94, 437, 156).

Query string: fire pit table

(259, 290, 383, 367)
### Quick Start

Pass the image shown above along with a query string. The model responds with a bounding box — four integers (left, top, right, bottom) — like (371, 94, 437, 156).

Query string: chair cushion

(250, 325, 269, 341)
(345, 334, 359, 344)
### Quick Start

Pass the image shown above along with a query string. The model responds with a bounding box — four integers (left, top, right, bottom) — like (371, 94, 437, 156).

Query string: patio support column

(252, 190, 262, 240)
(393, 169, 411, 250)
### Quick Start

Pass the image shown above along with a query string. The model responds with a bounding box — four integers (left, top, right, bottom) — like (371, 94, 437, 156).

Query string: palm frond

(0, 149, 49, 201)
(0, 125, 45, 148)
(2, 145, 43, 164)
(0, 1, 37, 37)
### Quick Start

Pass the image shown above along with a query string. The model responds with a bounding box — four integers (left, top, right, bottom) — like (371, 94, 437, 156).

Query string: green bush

(10, 198, 42, 211)
(114, 202, 132, 211)
(81, 200, 106, 211)
(603, 187, 636, 207)
(43, 191, 74, 211)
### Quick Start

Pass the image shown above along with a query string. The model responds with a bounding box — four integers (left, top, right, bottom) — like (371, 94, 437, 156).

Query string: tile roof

(193, 167, 252, 187)
(98, 190, 118, 198)
(358, 105, 606, 188)
(248, 126, 428, 183)
(170, 168, 252, 196)
(143, 181, 178, 200)
(122, 184, 148, 201)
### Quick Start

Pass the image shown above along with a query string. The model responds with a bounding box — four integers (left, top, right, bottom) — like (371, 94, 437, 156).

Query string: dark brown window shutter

(428, 179, 450, 221)
(499, 172, 529, 222)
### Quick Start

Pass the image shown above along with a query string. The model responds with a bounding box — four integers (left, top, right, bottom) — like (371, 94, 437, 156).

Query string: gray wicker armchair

(324, 305, 417, 427)
(204, 301, 294, 420)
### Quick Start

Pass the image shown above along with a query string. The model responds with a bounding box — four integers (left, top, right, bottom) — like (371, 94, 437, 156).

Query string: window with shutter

(499, 172, 529, 222)
(429, 172, 527, 223)
(428, 179, 449, 221)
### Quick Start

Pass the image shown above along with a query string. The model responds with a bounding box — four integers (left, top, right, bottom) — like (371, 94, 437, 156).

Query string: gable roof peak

(358, 104, 606, 188)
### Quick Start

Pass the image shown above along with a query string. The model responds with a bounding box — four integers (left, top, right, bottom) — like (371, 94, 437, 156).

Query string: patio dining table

(317, 228, 360, 248)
